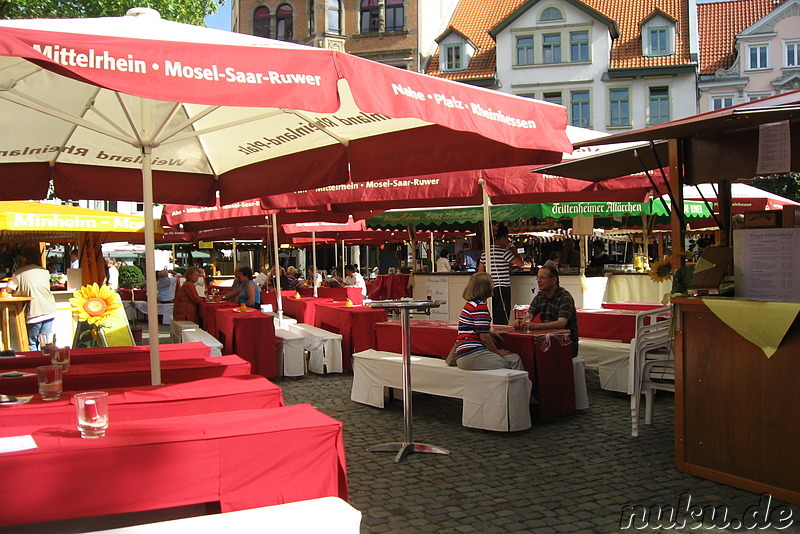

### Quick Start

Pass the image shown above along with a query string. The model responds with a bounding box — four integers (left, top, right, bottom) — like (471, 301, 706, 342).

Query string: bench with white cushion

(288, 323, 343, 374)
(352, 349, 532, 432)
(181, 328, 224, 357)
(170, 320, 199, 343)
(579, 338, 631, 394)
(275, 327, 305, 377)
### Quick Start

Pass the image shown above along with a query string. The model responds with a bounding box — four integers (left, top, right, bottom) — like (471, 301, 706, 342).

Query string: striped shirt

(479, 245, 516, 287)
(456, 299, 492, 358)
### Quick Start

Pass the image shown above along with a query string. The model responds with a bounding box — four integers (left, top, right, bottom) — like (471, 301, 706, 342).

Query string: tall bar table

(367, 300, 449, 463)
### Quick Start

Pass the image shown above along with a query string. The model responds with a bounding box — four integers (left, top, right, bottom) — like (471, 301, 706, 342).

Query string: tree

(749, 173, 800, 203)
(1, 0, 223, 26)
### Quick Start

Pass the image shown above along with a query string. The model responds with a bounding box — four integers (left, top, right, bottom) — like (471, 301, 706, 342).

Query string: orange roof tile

(697, 0, 776, 75)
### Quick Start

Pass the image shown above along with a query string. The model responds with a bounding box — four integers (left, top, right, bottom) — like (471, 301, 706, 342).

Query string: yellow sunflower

(649, 256, 675, 282)
(69, 283, 122, 325)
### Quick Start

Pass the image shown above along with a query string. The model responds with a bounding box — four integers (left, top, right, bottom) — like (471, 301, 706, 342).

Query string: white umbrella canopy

(0, 8, 571, 384)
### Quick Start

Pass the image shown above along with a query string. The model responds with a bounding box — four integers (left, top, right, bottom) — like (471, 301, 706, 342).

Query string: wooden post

(669, 139, 685, 268)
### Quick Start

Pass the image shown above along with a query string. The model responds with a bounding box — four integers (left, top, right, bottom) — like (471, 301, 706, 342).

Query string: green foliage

(0, 0, 223, 26)
(671, 265, 695, 295)
(118, 265, 144, 289)
(750, 173, 800, 203)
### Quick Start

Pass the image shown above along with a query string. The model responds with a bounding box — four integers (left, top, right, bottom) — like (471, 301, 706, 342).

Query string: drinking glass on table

(74, 391, 109, 438)
(38, 332, 56, 353)
(51, 345, 71, 372)
(37, 365, 63, 401)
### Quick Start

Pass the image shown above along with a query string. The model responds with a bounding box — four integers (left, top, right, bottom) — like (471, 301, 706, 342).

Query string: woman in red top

(173, 267, 205, 323)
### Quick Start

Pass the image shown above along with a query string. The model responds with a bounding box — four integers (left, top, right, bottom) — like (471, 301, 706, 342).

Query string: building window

(542, 33, 561, 64)
(443, 44, 463, 71)
(308, 0, 315, 33)
(542, 91, 562, 106)
(785, 41, 800, 67)
(711, 94, 735, 110)
(570, 90, 590, 128)
(648, 86, 669, 125)
(385, 0, 404, 32)
(276, 4, 293, 41)
(648, 27, 669, 56)
(253, 6, 270, 38)
(747, 44, 769, 70)
(516, 36, 534, 66)
(540, 7, 564, 22)
(361, 0, 380, 33)
(327, 0, 341, 34)
(746, 92, 771, 102)
(570, 31, 589, 62)
(609, 88, 630, 127)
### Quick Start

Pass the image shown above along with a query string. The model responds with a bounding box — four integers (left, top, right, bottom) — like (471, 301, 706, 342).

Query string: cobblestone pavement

(271, 370, 799, 534)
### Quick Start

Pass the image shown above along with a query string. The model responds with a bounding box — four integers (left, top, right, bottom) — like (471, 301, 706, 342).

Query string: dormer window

(540, 7, 564, 22)
(648, 27, 669, 56)
(641, 12, 676, 58)
(443, 44, 463, 71)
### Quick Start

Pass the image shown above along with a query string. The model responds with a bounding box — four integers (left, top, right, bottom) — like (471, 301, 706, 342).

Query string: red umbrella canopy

(0, 9, 570, 205)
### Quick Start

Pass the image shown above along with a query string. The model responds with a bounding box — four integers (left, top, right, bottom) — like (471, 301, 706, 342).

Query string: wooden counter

(672, 297, 800, 505)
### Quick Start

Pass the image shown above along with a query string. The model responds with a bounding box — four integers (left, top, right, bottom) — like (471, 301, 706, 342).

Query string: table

(133, 301, 174, 325)
(373, 320, 575, 420)
(0, 296, 32, 351)
(314, 302, 388, 370)
(281, 295, 334, 325)
(601, 302, 665, 311)
(0, 375, 284, 427)
(213, 307, 277, 377)
(119, 288, 147, 301)
(1, 342, 212, 371)
(0, 404, 348, 527)
(199, 301, 236, 334)
(0, 355, 252, 396)
(261, 290, 301, 311)
(299, 286, 364, 305)
(577, 308, 641, 343)
(367, 274, 411, 300)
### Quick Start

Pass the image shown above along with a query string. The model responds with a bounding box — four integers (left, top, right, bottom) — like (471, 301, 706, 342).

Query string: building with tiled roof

(233, 1, 459, 72)
(697, 0, 800, 112)
(427, 0, 699, 133)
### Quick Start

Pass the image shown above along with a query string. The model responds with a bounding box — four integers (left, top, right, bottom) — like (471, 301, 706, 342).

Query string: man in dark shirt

(514, 265, 579, 357)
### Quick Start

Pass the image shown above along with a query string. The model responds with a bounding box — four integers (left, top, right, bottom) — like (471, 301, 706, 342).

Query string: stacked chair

(628, 306, 673, 437)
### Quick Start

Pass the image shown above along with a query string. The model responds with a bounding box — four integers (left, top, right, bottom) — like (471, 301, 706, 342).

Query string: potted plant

(118, 265, 145, 342)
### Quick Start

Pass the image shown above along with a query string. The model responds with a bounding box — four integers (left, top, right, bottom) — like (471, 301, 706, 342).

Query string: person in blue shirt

(458, 242, 478, 272)
(236, 266, 262, 309)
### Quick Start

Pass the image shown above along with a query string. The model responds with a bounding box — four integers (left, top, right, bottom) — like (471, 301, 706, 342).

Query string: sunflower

(649, 256, 675, 282)
(69, 283, 122, 325)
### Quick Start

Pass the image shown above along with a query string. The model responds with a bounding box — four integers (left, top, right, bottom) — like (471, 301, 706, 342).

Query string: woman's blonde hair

(462, 272, 493, 301)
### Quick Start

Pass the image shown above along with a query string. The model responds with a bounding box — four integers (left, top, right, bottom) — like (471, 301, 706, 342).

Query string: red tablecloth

(280, 296, 334, 324)
(373, 320, 575, 420)
(199, 300, 237, 333)
(214, 308, 278, 377)
(314, 302, 388, 370)
(0, 355, 252, 396)
(119, 288, 147, 301)
(0, 375, 283, 427)
(0, 404, 347, 527)
(601, 302, 665, 311)
(0, 342, 212, 371)
(261, 290, 300, 310)
(299, 286, 364, 305)
(367, 274, 412, 300)
(577, 308, 642, 342)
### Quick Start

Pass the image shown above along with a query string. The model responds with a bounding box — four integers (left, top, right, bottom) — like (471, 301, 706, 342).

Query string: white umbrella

(0, 8, 570, 384)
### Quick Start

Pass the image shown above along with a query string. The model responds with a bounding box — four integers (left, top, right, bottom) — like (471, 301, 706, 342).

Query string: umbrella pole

(312, 231, 318, 298)
(141, 140, 161, 386)
(271, 213, 285, 327)
(342, 239, 346, 274)
(479, 179, 492, 314)
(430, 233, 434, 272)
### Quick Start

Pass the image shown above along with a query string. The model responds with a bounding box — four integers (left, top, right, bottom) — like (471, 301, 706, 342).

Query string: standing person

(156, 270, 177, 303)
(343, 264, 367, 298)
(458, 242, 478, 272)
(543, 251, 560, 270)
(7, 246, 57, 350)
(236, 266, 262, 309)
(455, 273, 524, 370)
(586, 240, 611, 276)
(478, 224, 523, 325)
(105, 258, 119, 290)
(69, 249, 80, 269)
(436, 249, 451, 272)
(514, 266, 579, 357)
(561, 239, 580, 268)
(173, 266, 205, 323)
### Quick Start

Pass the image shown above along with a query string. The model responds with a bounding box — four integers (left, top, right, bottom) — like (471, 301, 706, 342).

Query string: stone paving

(272, 370, 799, 534)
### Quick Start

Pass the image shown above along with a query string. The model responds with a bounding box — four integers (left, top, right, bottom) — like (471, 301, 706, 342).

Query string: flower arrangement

(69, 283, 122, 347)
(648, 251, 695, 302)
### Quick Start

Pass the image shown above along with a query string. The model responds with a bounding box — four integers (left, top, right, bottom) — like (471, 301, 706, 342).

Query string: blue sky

(205, 1, 231, 31)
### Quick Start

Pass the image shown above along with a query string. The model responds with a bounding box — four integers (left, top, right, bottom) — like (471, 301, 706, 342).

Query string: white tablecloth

(133, 301, 174, 325)
(288, 323, 343, 374)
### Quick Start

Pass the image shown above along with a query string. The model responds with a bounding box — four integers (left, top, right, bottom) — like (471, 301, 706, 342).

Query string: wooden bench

(181, 328, 224, 357)
(351, 349, 532, 432)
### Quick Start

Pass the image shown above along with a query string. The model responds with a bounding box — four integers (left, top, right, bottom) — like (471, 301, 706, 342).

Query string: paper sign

(0, 435, 37, 454)
(756, 121, 791, 175)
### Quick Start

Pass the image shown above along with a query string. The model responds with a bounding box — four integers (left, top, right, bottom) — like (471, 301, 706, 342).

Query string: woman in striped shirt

(455, 272, 524, 371)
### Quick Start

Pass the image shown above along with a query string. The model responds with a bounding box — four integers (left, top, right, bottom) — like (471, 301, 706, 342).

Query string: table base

(368, 441, 450, 463)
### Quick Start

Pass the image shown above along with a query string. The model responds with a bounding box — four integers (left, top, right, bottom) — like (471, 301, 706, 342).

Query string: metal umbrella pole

(367, 300, 450, 463)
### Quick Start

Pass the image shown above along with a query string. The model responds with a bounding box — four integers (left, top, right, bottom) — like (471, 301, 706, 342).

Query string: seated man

(343, 264, 367, 298)
(156, 270, 177, 303)
(514, 266, 579, 357)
